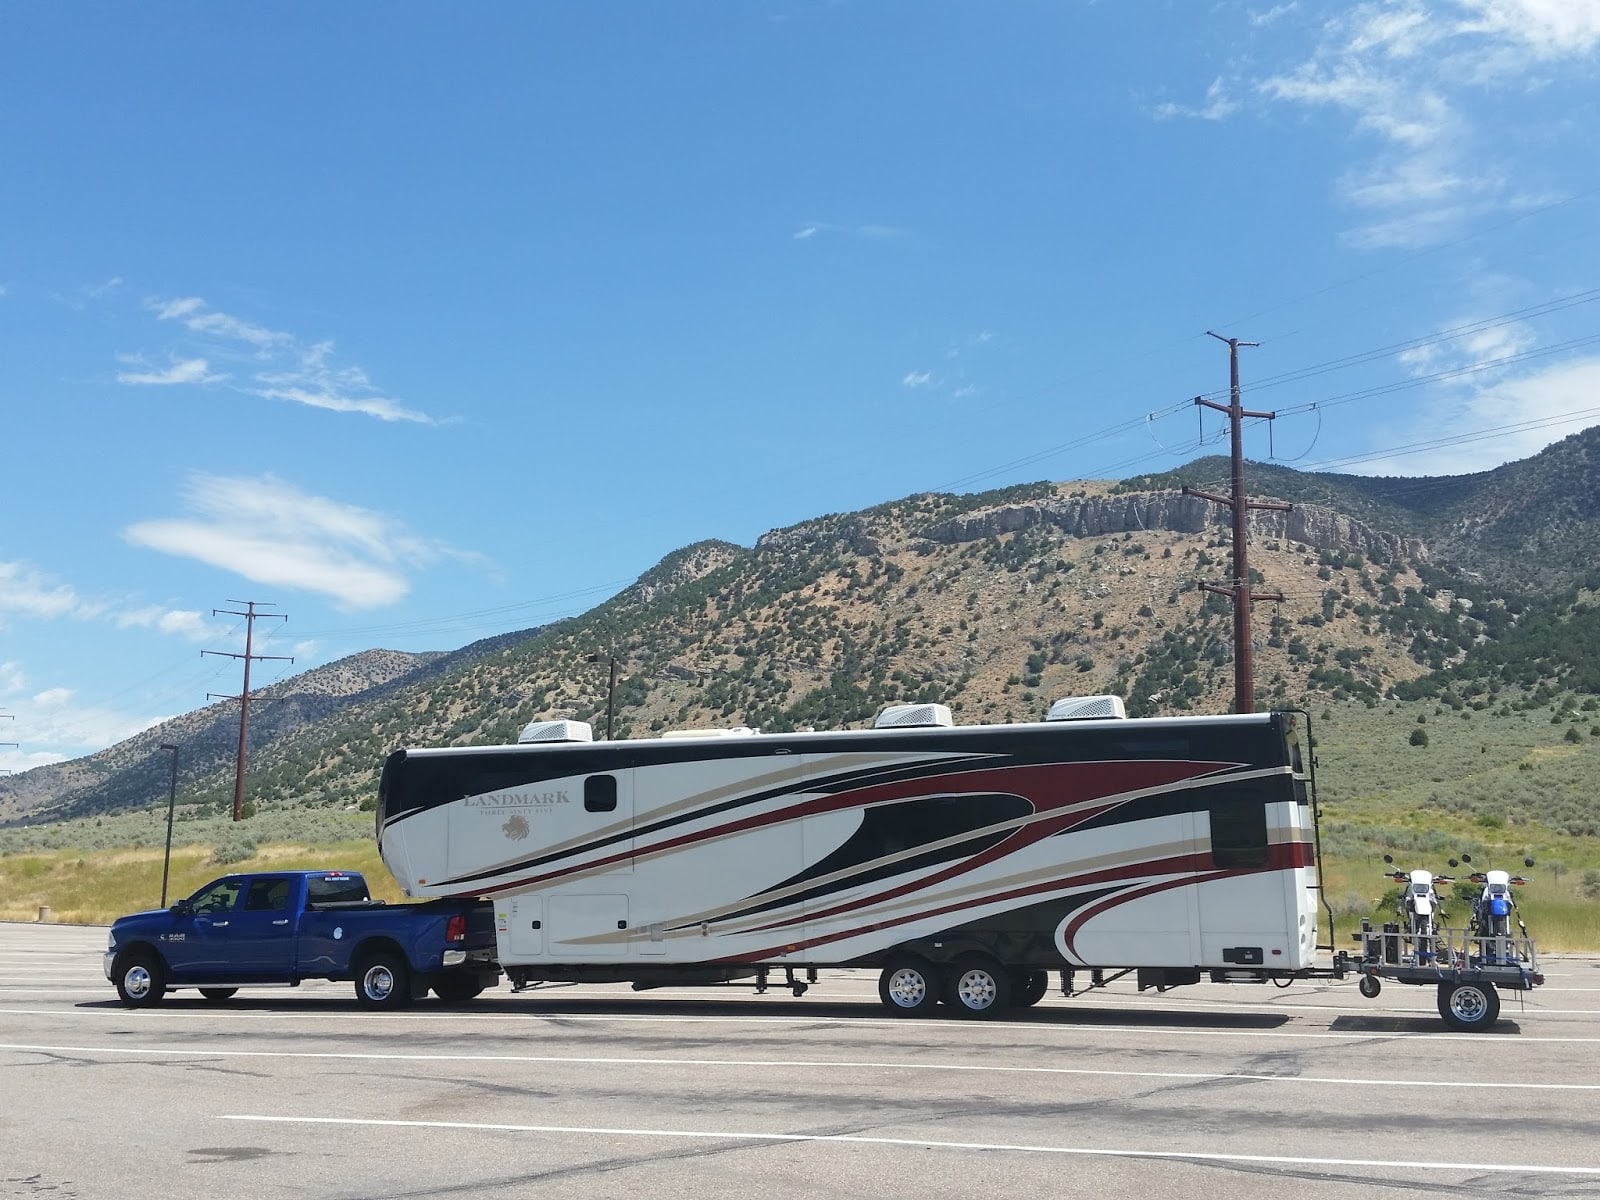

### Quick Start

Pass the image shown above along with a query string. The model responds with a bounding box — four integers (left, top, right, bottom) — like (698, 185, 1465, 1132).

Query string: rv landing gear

(755, 966, 817, 997)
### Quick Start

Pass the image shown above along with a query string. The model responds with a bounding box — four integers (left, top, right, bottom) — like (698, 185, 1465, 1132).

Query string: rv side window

(1209, 799, 1268, 868)
(585, 775, 618, 813)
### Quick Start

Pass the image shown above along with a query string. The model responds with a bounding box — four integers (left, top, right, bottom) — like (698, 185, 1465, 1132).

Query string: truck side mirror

(169, 900, 193, 916)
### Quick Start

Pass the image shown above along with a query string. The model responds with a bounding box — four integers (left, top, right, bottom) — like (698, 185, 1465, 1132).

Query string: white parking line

(218, 1114, 1600, 1176)
(6, 1041, 1599, 1089)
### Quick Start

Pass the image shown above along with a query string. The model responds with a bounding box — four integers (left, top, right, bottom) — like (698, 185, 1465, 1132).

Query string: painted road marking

(5, 1041, 1600, 1088)
(218, 1114, 1600, 1176)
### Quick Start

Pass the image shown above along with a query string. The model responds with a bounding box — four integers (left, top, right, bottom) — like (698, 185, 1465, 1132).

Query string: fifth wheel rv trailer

(376, 698, 1324, 1016)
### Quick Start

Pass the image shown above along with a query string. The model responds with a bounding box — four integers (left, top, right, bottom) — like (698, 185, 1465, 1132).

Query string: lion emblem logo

(502, 814, 530, 841)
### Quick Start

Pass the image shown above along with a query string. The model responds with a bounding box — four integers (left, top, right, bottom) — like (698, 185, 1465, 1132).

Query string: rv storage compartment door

(547, 894, 630, 958)
(506, 896, 542, 957)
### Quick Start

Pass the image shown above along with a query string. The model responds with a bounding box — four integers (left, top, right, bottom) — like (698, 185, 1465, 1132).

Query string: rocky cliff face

(920, 492, 1426, 564)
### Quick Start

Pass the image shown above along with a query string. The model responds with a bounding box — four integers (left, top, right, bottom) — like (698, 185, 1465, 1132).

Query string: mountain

(7, 427, 1600, 828)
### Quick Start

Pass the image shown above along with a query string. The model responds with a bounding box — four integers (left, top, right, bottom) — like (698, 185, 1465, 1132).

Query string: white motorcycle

(1383, 854, 1453, 962)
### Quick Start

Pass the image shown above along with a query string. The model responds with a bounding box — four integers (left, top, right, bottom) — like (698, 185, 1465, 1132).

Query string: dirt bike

(1382, 854, 1453, 963)
(1457, 853, 1532, 964)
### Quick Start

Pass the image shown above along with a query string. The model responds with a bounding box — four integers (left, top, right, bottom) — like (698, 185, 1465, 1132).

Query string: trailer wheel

(1437, 981, 1500, 1031)
(199, 987, 238, 1003)
(1358, 974, 1382, 999)
(1011, 969, 1049, 1008)
(354, 951, 412, 1010)
(113, 949, 167, 1008)
(878, 957, 941, 1017)
(944, 955, 1012, 1018)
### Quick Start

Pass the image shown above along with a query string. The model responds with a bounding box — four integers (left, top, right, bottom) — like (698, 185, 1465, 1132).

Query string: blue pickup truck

(104, 870, 497, 1009)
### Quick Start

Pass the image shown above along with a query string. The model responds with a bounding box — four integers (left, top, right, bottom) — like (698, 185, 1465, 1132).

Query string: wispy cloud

(123, 473, 484, 610)
(1163, 1, 1600, 247)
(1153, 77, 1239, 121)
(115, 356, 225, 386)
(122, 293, 438, 423)
(901, 370, 935, 388)
(150, 295, 291, 351)
(0, 559, 215, 644)
(792, 221, 909, 240)
(1356, 354, 1600, 473)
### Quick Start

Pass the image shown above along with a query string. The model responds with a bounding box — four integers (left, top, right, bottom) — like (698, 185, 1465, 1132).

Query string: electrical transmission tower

(205, 601, 293, 821)
(1182, 332, 1291, 714)
(0, 711, 14, 775)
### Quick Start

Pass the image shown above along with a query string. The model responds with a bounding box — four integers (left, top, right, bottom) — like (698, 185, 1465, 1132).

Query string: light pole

(158, 743, 179, 908)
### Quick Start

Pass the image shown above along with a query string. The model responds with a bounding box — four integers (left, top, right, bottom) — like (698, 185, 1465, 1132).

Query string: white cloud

(112, 606, 216, 642)
(123, 473, 479, 610)
(0, 562, 88, 623)
(1355, 354, 1600, 473)
(0, 661, 26, 693)
(1154, 77, 1240, 121)
(32, 687, 71, 708)
(148, 295, 289, 350)
(115, 356, 225, 386)
(1170, 1, 1600, 247)
(126, 294, 437, 423)
(901, 370, 935, 388)
(792, 221, 909, 241)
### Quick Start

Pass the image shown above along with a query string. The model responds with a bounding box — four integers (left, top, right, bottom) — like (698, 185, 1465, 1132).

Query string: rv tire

(432, 974, 487, 1004)
(945, 954, 1012, 1018)
(1011, 969, 1049, 1008)
(878, 957, 941, 1017)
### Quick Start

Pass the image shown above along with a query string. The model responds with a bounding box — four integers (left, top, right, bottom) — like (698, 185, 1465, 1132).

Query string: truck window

(244, 878, 291, 912)
(306, 875, 370, 905)
(190, 879, 243, 914)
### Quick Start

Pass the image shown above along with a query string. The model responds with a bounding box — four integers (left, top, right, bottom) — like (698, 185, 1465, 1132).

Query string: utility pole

(0, 712, 15, 774)
(205, 601, 292, 821)
(1183, 333, 1291, 714)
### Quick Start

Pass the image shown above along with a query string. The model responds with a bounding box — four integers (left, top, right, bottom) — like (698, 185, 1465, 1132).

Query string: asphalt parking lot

(3, 923, 1598, 1199)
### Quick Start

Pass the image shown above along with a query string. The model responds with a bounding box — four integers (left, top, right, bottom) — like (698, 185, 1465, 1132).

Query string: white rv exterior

(377, 703, 1321, 1014)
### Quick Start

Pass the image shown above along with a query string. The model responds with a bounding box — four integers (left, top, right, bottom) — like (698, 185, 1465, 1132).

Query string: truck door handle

(212, 921, 229, 928)
(272, 919, 289, 926)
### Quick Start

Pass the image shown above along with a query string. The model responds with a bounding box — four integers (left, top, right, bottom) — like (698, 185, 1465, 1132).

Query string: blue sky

(3, 1, 1600, 771)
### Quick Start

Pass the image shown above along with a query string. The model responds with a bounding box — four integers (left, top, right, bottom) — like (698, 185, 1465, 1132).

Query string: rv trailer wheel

(944, 955, 1012, 1018)
(878, 957, 941, 1017)
(1437, 981, 1500, 1032)
(1011, 969, 1049, 1008)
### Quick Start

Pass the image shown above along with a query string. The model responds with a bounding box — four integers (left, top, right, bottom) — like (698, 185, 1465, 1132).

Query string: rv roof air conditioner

(872, 703, 955, 730)
(1046, 695, 1128, 721)
(517, 719, 595, 744)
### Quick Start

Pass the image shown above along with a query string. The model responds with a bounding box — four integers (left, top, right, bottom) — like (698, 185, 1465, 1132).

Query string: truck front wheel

(355, 951, 412, 1010)
(114, 949, 167, 1008)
